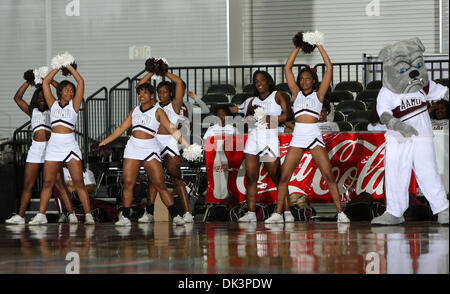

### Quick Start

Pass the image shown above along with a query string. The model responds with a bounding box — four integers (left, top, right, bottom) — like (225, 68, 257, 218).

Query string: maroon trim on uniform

(305, 138, 325, 150)
(160, 146, 178, 157)
(401, 108, 428, 122)
(63, 151, 81, 163)
(51, 119, 75, 127)
(294, 109, 320, 117)
(256, 146, 277, 158)
(32, 124, 52, 132)
(392, 102, 427, 119)
(131, 125, 156, 134)
(144, 152, 161, 162)
(58, 101, 70, 108)
(139, 105, 154, 113)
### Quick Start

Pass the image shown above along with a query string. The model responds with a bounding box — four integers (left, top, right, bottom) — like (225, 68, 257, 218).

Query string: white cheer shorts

(45, 133, 82, 163)
(290, 122, 325, 150)
(26, 140, 48, 164)
(123, 136, 161, 162)
(156, 134, 180, 158)
(244, 128, 280, 158)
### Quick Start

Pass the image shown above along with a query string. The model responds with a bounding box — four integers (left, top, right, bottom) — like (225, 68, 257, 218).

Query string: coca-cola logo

(232, 134, 386, 202)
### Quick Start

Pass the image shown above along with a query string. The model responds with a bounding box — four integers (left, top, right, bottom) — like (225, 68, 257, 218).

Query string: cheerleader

(135, 71, 194, 223)
(99, 82, 189, 226)
(29, 65, 94, 225)
(6, 78, 77, 224)
(238, 70, 294, 223)
(266, 34, 350, 224)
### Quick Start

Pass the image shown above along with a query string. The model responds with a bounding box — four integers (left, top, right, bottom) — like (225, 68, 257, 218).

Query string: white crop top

(160, 102, 181, 126)
(131, 105, 160, 136)
(293, 91, 323, 119)
(249, 91, 282, 117)
(31, 108, 51, 134)
(50, 100, 78, 131)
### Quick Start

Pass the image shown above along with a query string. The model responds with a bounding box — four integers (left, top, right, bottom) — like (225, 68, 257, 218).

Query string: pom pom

(61, 62, 77, 76)
(182, 143, 203, 162)
(90, 141, 112, 158)
(303, 31, 324, 46)
(254, 106, 268, 129)
(33, 66, 49, 86)
(24, 69, 35, 86)
(145, 57, 169, 76)
(51, 52, 75, 69)
(292, 31, 316, 54)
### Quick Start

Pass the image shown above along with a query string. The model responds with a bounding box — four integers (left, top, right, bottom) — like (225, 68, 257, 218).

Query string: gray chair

(334, 81, 364, 93)
(366, 80, 382, 90)
(333, 110, 345, 122)
(202, 94, 229, 105)
(336, 121, 353, 132)
(356, 89, 379, 104)
(207, 84, 236, 95)
(347, 110, 372, 124)
(336, 100, 366, 115)
(327, 90, 354, 103)
(354, 121, 369, 131)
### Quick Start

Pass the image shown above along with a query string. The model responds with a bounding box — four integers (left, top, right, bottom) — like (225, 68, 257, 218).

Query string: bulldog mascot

(371, 38, 449, 225)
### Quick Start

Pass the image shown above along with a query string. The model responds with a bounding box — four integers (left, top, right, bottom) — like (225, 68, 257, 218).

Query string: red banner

(204, 133, 417, 204)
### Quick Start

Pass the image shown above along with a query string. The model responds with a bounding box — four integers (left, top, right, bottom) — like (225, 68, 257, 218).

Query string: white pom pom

(33, 66, 49, 85)
(253, 107, 268, 129)
(182, 143, 204, 161)
(51, 52, 75, 69)
(303, 31, 324, 46)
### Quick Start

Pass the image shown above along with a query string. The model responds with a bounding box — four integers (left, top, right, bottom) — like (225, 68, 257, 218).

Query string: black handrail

(108, 77, 131, 131)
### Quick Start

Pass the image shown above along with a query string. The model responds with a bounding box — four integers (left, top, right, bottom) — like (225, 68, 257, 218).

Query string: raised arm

(13, 82, 32, 117)
(99, 110, 133, 146)
(188, 91, 210, 113)
(156, 108, 189, 148)
(165, 72, 184, 114)
(285, 47, 301, 100)
(316, 45, 333, 101)
(135, 72, 154, 88)
(42, 68, 60, 109)
(65, 64, 84, 112)
(50, 80, 59, 89)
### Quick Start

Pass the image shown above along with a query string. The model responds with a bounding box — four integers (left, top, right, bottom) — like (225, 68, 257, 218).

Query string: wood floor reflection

(0, 222, 448, 274)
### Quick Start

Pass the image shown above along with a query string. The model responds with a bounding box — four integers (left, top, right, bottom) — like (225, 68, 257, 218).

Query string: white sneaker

(115, 214, 131, 226)
(284, 211, 295, 223)
(183, 212, 194, 223)
(5, 214, 25, 225)
(172, 215, 186, 226)
(264, 213, 284, 224)
(238, 212, 257, 223)
(68, 213, 78, 224)
(84, 213, 95, 225)
(29, 213, 48, 225)
(138, 211, 154, 223)
(337, 212, 350, 223)
(58, 214, 68, 223)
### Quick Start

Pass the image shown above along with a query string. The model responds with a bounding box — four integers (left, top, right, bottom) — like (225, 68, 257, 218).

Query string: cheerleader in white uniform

(135, 71, 194, 223)
(238, 70, 293, 223)
(99, 82, 189, 226)
(29, 65, 94, 225)
(266, 43, 349, 224)
(6, 79, 77, 224)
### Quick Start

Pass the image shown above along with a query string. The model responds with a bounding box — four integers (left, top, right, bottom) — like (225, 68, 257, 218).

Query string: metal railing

(84, 87, 108, 161)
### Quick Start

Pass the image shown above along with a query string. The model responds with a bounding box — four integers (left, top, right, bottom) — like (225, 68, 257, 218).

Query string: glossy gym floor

(0, 221, 448, 274)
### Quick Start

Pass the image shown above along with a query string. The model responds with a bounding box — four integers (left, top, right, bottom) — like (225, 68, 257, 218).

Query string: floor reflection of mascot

(371, 38, 449, 225)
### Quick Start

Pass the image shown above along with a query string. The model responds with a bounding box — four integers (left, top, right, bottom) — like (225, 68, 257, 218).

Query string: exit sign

(129, 46, 151, 60)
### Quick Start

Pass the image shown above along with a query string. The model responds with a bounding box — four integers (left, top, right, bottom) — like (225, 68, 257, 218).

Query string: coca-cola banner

(204, 133, 417, 204)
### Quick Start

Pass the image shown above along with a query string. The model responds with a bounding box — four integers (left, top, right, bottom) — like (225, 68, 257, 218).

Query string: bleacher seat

(333, 110, 345, 122)
(243, 84, 254, 93)
(334, 81, 364, 93)
(335, 100, 366, 114)
(202, 94, 229, 105)
(354, 121, 369, 131)
(356, 89, 379, 104)
(327, 90, 354, 103)
(231, 93, 253, 105)
(435, 78, 449, 87)
(366, 80, 382, 90)
(336, 121, 353, 132)
(207, 84, 236, 95)
(347, 110, 372, 123)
